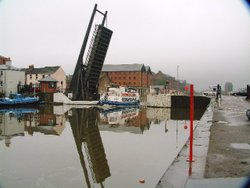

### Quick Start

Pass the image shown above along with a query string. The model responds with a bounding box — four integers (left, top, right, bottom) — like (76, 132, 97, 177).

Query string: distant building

(98, 72, 112, 94)
(151, 71, 187, 93)
(225, 82, 233, 94)
(0, 56, 11, 65)
(101, 64, 152, 95)
(149, 85, 166, 95)
(25, 65, 66, 92)
(145, 66, 152, 88)
(65, 75, 72, 93)
(0, 56, 25, 96)
(0, 111, 25, 147)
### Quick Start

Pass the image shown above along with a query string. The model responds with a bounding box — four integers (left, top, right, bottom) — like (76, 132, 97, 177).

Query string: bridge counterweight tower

(70, 4, 113, 101)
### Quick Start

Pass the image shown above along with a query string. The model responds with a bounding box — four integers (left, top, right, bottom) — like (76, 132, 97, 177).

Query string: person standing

(216, 84, 221, 100)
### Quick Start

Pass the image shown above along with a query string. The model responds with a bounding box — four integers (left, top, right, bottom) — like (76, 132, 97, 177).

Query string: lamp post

(177, 65, 179, 94)
(177, 65, 179, 81)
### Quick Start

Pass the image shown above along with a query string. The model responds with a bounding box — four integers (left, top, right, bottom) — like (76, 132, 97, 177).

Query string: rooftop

(25, 66, 60, 74)
(0, 64, 23, 71)
(39, 76, 58, 82)
(0, 55, 11, 61)
(102, 64, 146, 72)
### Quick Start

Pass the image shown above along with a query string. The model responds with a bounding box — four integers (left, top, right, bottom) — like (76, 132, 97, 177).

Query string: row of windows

(0, 81, 63, 88)
(111, 76, 137, 80)
(30, 81, 64, 85)
(29, 74, 48, 79)
(110, 72, 138, 74)
(109, 71, 148, 75)
(114, 82, 137, 85)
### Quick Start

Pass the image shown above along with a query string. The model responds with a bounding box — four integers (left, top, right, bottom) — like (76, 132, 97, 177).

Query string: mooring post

(189, 84, 194, 162)
(187, 84, 194, 176)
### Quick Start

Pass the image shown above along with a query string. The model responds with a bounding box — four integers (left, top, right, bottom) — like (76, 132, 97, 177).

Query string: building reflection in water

(68, 107, 111, 188)
(146, 107, 171, 124)
(0, 106, 66, 147)
(25, 106, 66, 136)
(0, 105, 204, 148)
(99, 107, 151, 133)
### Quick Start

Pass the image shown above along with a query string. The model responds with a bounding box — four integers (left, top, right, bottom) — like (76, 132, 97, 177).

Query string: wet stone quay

(158, 96, 250, 188)
(0, 102, 209, 188)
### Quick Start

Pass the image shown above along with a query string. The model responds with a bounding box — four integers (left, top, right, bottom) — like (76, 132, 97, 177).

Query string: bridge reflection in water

(0, 104, 209, 188)
(69, 108, 111, 188)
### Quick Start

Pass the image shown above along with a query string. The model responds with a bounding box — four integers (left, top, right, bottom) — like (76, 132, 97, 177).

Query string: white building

(0, 56, 25, 96)
(25, 65, 66, 92)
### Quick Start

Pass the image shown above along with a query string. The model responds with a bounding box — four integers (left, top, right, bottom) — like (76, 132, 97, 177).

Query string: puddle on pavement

(217, 121, 229, 124)
(230, 143, 250, 150)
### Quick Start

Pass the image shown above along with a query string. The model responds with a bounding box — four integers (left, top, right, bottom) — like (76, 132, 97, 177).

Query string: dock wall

(146, 108, 171, 121)
(146, 94, 210, 109)
(53, 93, 71, 104)
(146, 94, 171, 107)
(53, 93, 99, 105)
(171, 95, 211, 109)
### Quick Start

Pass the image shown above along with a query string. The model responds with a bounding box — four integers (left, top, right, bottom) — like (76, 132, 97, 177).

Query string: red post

(189, 84, 194, 163)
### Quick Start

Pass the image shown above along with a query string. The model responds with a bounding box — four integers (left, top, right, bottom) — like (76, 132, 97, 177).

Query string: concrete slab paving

(186, 177, 249, 188)
(156, 101, 214, 187)
(156, 96, 250, 188)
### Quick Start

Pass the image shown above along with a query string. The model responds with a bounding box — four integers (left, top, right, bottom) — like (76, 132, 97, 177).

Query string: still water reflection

(0, 105, 207, 188)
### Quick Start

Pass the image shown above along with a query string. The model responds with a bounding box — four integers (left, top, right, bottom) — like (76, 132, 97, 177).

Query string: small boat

(99, 86, 140, 106)
(0, 93, 40, 106)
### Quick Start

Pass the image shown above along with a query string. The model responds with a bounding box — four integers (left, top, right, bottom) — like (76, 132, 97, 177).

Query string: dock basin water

(0, 105, 207, 188)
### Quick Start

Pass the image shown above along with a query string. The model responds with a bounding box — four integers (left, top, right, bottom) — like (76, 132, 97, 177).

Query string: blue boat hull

(0, 94, 40, 107)
(0, 108, 39, 114)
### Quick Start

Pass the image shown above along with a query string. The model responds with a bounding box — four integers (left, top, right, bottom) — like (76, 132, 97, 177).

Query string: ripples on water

(0, 105, 207, 188)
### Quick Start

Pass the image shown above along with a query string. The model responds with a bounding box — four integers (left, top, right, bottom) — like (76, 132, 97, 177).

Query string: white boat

(100, 107, 139, 126)
(99, 86, 140, 106)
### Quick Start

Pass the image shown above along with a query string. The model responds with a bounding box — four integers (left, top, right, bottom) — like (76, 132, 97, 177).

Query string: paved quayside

(156, 96, 250, 188)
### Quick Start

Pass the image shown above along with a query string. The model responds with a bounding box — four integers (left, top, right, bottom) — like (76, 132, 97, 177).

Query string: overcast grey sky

(0, 0, 249, 91)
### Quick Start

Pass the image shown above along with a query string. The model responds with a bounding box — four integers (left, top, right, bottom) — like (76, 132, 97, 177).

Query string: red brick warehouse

(101, 64, 152, 96)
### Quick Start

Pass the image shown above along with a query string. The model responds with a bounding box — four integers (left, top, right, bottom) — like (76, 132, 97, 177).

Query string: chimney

(0, 56, 11, 65)
(29, 64, 34, 70)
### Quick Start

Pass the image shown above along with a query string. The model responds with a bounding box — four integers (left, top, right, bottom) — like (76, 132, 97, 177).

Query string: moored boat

(0, 93, 40, 107)
(100, 107, 139, 126)
(99, 86, 140, 106)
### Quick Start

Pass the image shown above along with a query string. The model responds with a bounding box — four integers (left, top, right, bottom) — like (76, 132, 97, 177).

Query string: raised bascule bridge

(70, 4, 113, 101)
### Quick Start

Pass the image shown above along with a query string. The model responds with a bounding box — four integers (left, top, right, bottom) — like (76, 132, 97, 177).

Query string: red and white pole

(186, 84, 194, 176)
(189, 84, 194, 163)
